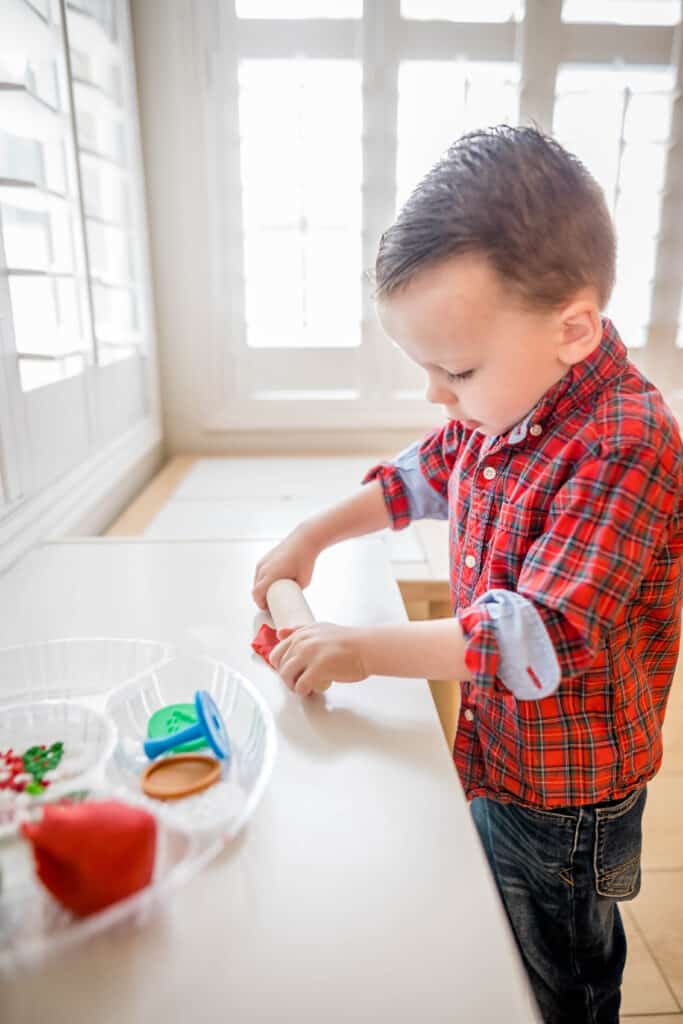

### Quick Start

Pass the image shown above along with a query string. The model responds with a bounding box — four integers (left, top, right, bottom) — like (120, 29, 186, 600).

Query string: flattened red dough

(21, 800, 157, 917)
(251, 623, 279, 666)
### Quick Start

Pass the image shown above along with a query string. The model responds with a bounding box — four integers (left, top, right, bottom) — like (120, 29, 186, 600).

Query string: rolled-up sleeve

(458, 590, 560, 700)
(363, 422, 461, 530)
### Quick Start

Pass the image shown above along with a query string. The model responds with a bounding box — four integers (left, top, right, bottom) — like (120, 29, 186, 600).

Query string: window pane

(19, 354, 85, 392)
(236, 0, 362, 17)
(92, 282, 137, 338)
(562, 1, 680, 24)
(1, 202, 74, 271)
(76, 103, 126, 165)
(81, 161, 129, 222)
(244, 230, 305, 336)
(9, 275, 85, 356)
(305, 229, 360, 338)
(401, 0, 524, 20)
(396, 61, 519, 209)
(239, 60, 361, 347)
(66, 0, 146, 367)
(87, 219, 132, 282)
(66, 0, 119, 44)
(554, 66, 675, 343)
(1, 16, 92, 382)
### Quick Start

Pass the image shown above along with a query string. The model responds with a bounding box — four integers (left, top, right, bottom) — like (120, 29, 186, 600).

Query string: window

(197, 1, 683, 431)
(239, 59, 362, 349)
(562, 1, 681, 25)
(0, 6, 90, 392)
(0, 0, 156, 510)
(554, 65, 676, 349)
(236, 0, 362, 17)
(401, 1, 524, 22)
(396, 60, 519, 209)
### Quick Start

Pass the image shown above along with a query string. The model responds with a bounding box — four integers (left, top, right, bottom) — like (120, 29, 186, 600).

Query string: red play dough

(251, 623, 279, 666)
(21, 800, 157, 917)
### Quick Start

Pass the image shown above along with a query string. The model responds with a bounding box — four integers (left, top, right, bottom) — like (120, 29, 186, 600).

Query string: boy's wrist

(352, 619, 468, 682)
(292, 518, 332, 557)
(353, 624, 408, 679)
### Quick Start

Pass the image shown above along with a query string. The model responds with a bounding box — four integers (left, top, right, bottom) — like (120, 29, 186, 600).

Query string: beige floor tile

(663, 683, 683, 775)
(642, 774, 683, 871)
(621, 904, 680, 1015)
(623, 1016, 683, 1022)
(628, 872, 683, 1008)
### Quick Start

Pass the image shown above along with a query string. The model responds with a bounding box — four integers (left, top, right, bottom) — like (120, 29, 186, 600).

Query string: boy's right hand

(251, 529, 320, 611)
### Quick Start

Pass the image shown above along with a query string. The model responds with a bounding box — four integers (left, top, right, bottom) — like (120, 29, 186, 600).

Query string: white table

(0, 536, 538, 1023)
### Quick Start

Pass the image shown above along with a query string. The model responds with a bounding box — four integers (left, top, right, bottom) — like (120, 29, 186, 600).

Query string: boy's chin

(451, 414, 484, 432)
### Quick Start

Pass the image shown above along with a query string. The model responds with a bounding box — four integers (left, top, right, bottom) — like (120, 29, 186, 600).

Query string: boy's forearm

(298, 480, 392, 553)
(355, 618, 468, 682)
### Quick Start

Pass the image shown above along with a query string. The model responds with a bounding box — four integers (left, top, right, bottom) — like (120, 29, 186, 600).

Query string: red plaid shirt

(365, 319, 683, 807)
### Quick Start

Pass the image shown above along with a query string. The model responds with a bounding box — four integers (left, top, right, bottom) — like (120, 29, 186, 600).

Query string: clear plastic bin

(0, 638, 276, 973)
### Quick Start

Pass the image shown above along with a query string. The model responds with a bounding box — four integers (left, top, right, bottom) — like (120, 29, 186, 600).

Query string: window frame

(196, 0, 683, 433)
(0, 0, 161, 569)
(0, 0, 161, 509)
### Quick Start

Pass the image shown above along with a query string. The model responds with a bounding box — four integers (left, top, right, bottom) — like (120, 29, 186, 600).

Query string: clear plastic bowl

(0, 637, 172, 706)
(0, 638, 277, 973)
(105, 649, 276, 838)
(0, 788, 214, 973)
(0, 699, 117, 835)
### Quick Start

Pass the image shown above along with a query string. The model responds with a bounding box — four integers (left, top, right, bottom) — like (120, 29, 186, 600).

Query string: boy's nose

(425, 378, 453, 405)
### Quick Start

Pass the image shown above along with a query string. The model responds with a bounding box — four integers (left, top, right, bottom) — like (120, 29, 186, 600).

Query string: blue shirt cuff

(393, 442, 449, 521)
(468, 589, 561, 700)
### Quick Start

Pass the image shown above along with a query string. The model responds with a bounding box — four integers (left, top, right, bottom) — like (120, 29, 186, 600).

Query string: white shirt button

(464, 709, 474, 722)
(529, 424, 542, 437)
(482, 466, 496, 480)
(464, 554, 476, 568)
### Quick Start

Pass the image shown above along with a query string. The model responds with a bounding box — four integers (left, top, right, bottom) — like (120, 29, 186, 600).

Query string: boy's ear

(557, 299, 602, 367)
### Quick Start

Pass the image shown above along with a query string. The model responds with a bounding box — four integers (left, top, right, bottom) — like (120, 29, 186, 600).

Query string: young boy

(251, 126, 683, 1023)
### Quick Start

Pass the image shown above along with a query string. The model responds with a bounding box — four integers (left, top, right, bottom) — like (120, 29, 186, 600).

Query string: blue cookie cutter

(143, 690, 231, 763)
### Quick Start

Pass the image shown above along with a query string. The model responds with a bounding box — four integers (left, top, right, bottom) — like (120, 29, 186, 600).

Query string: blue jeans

(470, 787, 647, 1024)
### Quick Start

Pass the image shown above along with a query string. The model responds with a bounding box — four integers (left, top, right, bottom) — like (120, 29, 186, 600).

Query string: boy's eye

(446, 369, 474, 383)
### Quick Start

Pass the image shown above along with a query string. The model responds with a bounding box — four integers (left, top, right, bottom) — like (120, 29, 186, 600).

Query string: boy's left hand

(269, 623, 367, 696)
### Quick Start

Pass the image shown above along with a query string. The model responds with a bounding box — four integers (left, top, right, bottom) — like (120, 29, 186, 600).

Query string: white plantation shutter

(0, 0, 156, 513)
(197, 0, 683, 432)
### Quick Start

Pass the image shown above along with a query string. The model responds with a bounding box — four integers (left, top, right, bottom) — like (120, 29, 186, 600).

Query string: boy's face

(377, 255, 586, 437)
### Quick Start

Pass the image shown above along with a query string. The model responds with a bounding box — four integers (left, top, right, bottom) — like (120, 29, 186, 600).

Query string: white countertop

(0, 535, 538, 1022)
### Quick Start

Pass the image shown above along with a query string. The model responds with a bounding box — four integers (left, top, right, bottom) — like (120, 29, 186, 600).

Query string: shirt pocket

(594, 787, 647, 900)
(487, 500, 549, 584)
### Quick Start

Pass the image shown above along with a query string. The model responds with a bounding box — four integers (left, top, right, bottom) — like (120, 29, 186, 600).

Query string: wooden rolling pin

(265, 579, 332, 692)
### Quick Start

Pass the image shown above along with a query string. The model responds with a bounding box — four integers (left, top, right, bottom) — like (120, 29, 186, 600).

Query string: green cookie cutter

(146, 703, 208, 754)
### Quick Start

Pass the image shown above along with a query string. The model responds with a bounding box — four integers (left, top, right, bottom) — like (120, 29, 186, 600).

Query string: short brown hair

(375, 125, 615, 310)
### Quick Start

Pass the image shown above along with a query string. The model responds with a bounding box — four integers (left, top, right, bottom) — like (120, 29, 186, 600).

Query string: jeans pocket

(594, 787, 647, 900)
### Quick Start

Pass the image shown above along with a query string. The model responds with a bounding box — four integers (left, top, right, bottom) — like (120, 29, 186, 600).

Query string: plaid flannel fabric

(364, 319, 683, 807)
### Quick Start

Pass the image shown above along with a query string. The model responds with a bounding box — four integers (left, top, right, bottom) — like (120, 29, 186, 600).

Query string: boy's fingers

(294, 669, 317, 697)
(252, 571, 276, 609)
(269, 639, 288, 669)
(279, 652, 305, 690)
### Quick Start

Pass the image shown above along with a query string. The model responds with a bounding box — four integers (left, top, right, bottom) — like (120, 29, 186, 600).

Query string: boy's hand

(269, 623, 368, 696)
(252, 529, 320, 611)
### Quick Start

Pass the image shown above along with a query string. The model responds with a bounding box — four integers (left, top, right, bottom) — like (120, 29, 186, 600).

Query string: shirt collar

(494, 316, 628, 449)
